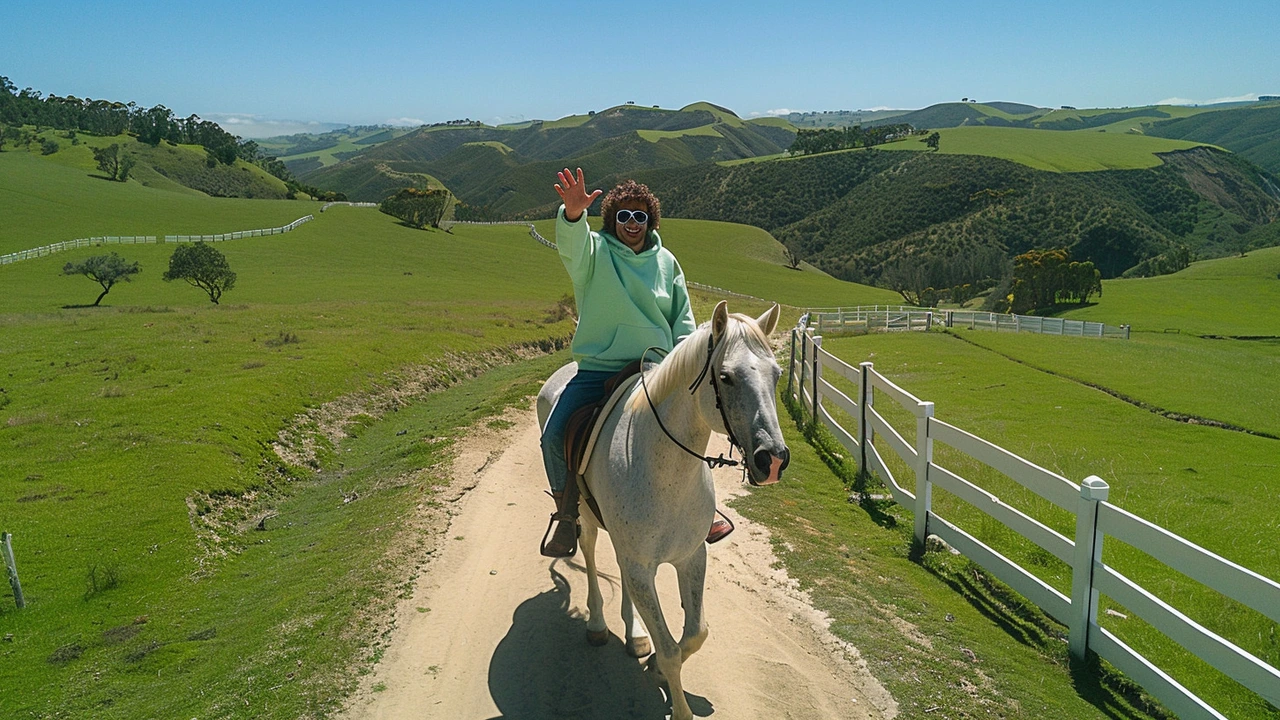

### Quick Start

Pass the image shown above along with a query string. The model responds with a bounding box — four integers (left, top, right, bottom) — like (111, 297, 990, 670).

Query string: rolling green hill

(0, 150, 310, 255)
(1145, 102, 1280, 175)
(631, 145, 1280, 283)
(257, 126, 415, 174)
(879, 125, 1209, 171)
(299, 103, 798, 205)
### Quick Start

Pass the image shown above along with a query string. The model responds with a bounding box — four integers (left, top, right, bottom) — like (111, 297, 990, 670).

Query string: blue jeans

(541, 369, 616, 493)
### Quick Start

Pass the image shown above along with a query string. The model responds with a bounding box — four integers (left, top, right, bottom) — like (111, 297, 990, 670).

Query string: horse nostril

(754, 448, 772, 473)
(779, 447, 790, 471)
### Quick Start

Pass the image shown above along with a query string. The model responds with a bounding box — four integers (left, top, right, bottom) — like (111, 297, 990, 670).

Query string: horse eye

(718, 372, 734, 386)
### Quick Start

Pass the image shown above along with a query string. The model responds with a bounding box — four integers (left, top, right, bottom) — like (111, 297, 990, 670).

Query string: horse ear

(712, 301, 729, 342)
(755, 303, 780, 336)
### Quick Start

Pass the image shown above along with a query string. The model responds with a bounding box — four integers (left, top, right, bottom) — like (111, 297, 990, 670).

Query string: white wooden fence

(807, 306, 1130, 340)
(788, 324, 1280, 719)
(0, 216, 314, 265)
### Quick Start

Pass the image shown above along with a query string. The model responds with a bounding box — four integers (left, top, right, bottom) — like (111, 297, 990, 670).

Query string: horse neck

(645, 371, 714, 475)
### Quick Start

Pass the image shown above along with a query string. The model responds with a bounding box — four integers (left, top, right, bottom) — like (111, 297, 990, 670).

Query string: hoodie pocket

(597, 324, 670, 362)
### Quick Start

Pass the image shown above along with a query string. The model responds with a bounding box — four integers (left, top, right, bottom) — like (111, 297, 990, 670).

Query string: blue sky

(2, 0, 1277, 137)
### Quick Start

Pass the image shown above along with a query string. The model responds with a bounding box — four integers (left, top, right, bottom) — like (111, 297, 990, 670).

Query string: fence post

(913, 402, 935, 545)
(1070, 475, 1110, 660)
(811, 335, 823, 423)
(798, 329, 809, 411)
(786, 328, 797, 399)
(1123, 324, 1131, 340)
(3, 532, 24, 609)
(858, 361, 873, 473)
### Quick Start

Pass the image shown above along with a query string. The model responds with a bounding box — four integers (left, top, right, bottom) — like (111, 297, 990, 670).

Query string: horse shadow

(484, 564, 714, 719)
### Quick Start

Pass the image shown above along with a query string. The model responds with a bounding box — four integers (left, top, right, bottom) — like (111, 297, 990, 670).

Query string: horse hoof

(586, 628, 609, 646)
(627, 636, 652, 658)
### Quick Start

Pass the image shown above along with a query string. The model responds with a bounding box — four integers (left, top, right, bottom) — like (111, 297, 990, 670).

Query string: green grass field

(0, 151, 311, 255)
(1055, 245, 1280, 336)
(813, 330, 1279, 719)
(880, 125, 1211, 172)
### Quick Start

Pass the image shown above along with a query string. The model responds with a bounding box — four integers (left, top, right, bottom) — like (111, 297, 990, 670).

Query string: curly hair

(600, 180, 661, 237)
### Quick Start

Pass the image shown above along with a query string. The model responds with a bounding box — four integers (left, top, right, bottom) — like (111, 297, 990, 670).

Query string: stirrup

(706, 509, 735, 544)
(540, 512, 580, 558)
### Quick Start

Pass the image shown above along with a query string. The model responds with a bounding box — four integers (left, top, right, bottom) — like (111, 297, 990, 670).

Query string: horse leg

(579, 521, 608, 646)
(619, 565, 651, 657)
(673, 543, 709, 661)
(624, 563, 693, 720)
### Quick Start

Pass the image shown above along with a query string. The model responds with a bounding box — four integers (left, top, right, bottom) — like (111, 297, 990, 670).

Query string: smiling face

(614, 199, 650, 252)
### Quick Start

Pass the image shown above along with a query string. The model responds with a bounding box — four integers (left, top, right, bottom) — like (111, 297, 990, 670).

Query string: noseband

(639, 334, 744, 471)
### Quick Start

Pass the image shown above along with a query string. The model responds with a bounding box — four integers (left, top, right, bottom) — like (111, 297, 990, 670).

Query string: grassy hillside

(880, 125, 1210, 172)
(1058, 244, 1280, 336)
(257, 126, 415, 174)
(299, 103, 797, 207)
(1146, 102, 1280, 175)
(0, 150, 311, 255)
(637, 146, 1280, 283)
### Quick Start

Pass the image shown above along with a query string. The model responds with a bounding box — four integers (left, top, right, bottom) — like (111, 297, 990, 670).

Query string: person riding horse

(540, 168, 733, 557)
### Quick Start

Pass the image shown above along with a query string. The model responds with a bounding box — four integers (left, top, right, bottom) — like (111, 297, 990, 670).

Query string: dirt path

(341, 406, 897, 719)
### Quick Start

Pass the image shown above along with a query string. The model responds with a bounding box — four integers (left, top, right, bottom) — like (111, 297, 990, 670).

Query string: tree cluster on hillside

(380, 187, 452, 229)
(0, 76, 300, 184)
(1004, 249, 1102, 314)
(788, 124, 915, 155)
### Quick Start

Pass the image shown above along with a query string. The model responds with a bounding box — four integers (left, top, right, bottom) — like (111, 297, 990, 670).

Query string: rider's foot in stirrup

(541, 515, 579, 558)
(706, 513, 734, 544)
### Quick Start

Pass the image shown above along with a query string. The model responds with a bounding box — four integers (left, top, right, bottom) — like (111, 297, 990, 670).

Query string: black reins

(638, 333, 745, 471)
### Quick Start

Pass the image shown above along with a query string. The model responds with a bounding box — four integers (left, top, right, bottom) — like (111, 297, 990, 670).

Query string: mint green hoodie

(556, 205, 697, 372)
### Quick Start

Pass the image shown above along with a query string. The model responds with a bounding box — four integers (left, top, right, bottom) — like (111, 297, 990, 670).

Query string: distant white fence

(320, 201, 377, 211)
(806, 306, 1130, 340)
(789, 324, 1280, 719)
(0, 216, 315, 265)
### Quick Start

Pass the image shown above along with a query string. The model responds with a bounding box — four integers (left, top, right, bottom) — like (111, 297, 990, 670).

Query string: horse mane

(630, 314, 772, 412)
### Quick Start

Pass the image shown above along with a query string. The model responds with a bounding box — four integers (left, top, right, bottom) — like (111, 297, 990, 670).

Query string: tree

(924, 132, 940, 151)
(63, 253, 140, 306)
(163, 242, 236, 304)
(92, 143, 131, 181)
(783, 242, 804, 270)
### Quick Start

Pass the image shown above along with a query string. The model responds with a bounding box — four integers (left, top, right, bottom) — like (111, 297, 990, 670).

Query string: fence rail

(788, 325, 1280, 719)
(807, 306, 1130, 340)
(1, 216, 315, 265)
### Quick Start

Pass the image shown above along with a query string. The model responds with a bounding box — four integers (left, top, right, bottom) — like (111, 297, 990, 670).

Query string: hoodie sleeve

(669, 259, 697, 343)
(555, 204, 594, 285)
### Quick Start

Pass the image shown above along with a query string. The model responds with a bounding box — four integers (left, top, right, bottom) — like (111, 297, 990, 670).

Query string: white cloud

(385, 117, 425, 127)
(1155, 93, 1259, 106)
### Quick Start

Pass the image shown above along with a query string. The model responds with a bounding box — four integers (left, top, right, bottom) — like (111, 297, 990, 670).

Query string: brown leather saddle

(560, 359, 645, 530)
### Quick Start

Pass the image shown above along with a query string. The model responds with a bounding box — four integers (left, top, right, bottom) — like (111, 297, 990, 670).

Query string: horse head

(702, 301, 790, 486)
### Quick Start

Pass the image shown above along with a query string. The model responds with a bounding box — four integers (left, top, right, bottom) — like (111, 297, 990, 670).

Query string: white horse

(536, 301, 790, 720)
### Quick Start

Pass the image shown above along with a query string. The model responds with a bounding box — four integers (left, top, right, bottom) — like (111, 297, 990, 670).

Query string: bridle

(638, 332, 745, 472)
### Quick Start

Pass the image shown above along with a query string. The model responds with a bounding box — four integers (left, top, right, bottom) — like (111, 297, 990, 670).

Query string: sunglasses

(615, 209, 649, 225)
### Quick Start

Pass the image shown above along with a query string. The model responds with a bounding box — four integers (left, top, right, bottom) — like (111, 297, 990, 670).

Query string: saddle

(561, 360, 646, 530)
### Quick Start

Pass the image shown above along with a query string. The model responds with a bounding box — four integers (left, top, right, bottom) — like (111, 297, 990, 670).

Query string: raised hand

(554, 167, 601, 222)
